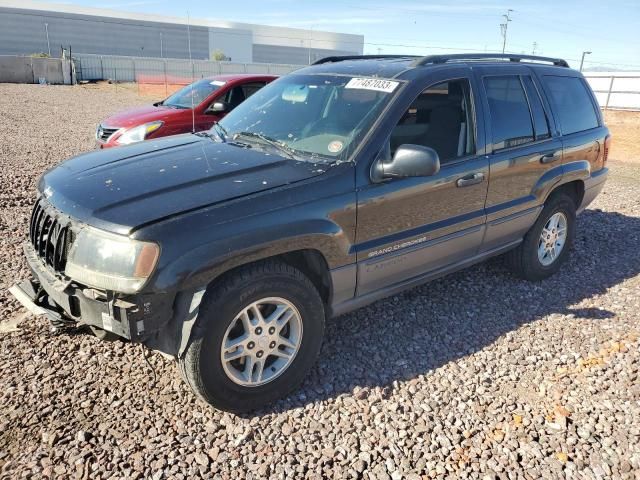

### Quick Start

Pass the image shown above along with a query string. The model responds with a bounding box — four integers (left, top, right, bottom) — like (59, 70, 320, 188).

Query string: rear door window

(484, 76, 535, 151)
(542, 76, 599, 134)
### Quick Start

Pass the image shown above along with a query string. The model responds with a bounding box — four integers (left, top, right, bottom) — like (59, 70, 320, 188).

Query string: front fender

(160, 221, 352, 293)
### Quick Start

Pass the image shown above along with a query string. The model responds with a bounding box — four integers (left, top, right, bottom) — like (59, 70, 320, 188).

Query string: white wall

(209, 27, 253, 63)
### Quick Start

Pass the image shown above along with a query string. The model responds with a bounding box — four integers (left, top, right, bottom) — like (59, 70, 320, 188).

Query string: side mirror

(372, 144, 440, 182)
(206, 101, 229, 114)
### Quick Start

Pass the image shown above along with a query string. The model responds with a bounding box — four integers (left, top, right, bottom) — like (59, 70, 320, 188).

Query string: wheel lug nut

(268, 327, 275, 334)
(247, 341, 255, 349)
(255, 327, 262, 335)
(269, 341, 276, 348)
(256, 351, 263, 358)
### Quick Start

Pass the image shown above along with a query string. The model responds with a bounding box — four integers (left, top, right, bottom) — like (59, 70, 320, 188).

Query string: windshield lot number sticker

(345, 78, 399, 93)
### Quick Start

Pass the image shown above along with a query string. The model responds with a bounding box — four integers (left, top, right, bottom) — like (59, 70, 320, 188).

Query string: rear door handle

(456, 172, 485, 187)
(540, 153, 558, 164)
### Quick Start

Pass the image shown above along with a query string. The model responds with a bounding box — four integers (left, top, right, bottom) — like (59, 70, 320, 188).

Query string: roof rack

(411, 53, 569, 68)
(312, 55, 420, 65)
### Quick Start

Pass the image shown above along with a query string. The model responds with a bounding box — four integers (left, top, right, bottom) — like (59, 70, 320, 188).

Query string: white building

(0, 1, 364, 64)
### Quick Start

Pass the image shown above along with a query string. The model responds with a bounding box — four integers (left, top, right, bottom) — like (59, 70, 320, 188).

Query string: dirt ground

(603, 110, 640, 162)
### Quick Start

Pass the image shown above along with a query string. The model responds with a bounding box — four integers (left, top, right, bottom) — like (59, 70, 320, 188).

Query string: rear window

(543, 76, 599, 135)
(484, 76, 534, 150)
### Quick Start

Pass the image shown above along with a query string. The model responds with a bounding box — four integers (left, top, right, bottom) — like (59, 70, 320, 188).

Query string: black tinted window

(543, 76, 599, 134)
(484, 76, 534, 150)
(242, 82, 266, 98)
(522, 76, 550, 140)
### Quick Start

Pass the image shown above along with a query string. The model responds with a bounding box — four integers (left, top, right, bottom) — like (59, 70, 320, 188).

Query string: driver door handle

(456, 172, 485, 187)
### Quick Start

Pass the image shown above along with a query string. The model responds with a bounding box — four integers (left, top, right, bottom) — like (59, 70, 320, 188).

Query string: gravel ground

(0, 83, 639, 479)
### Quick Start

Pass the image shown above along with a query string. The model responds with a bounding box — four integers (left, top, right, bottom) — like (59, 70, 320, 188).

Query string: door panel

(473, 66, 563, 252)
(355, 75, 488, 296)
(356, 156, 488, 296)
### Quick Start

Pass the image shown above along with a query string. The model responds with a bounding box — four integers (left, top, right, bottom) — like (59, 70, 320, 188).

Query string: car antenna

(187, 11, 195, 133)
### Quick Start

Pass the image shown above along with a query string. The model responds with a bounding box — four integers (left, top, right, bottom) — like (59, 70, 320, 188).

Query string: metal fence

(584, 73, 640, 111)
(74, 53, 302, 96)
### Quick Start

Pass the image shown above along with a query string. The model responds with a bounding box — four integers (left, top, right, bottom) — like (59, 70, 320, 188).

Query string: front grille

(96, 124, 119, 142)
(29, 199, 74, 272)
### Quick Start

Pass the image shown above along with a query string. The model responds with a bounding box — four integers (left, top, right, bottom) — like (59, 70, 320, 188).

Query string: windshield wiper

(214, 123, 228, 141)
(232, 131, 299, 160)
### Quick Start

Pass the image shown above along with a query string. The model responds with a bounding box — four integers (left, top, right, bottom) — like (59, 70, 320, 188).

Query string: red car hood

(102, 104, 186, 129)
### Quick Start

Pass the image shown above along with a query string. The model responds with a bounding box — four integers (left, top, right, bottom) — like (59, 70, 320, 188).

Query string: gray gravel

(1, 83, 639, 479)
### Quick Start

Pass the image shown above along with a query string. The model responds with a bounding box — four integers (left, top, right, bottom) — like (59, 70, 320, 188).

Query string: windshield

(216, 74, 401, 161)
(163, 78, 225, 108)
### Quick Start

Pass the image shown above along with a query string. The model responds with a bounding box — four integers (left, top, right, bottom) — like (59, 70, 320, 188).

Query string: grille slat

(29, 199, 71, 273)
(29, 201, 40, 245)
(37, 211, 49, 257)
(97, 124, 119, 142)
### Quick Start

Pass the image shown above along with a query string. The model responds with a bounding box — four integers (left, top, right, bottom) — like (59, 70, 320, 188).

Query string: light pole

(500, 9, 513, 54)
(579, 51, 592, 71)
(160, 32, 163, 58)
(308, 25, 315, 65)
(44, 23, 51, 56)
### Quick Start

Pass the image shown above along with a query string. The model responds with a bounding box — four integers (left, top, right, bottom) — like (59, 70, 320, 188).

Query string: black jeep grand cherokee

(12, 54, 610, 412)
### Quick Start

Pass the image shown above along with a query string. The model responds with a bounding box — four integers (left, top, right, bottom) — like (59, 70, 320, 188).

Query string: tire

(179, 260, 325, 412)
(506, 192, 576, 281)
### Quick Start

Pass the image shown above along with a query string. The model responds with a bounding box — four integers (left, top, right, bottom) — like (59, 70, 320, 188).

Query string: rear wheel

(506, 192, 576, 281)
(179, 261, 325, 412)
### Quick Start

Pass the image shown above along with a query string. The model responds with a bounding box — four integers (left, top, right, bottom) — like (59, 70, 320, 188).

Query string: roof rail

(313, 55, 420, 65)
(411, 53, 569, 68)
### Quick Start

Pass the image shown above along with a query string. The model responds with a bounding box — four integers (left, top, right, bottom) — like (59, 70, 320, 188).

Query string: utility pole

(500, 9, 513, 54)
(160, 32, 163, 58)
(579, 51, 592, 71)
(531, 42, 537, 55)
(44, 23, 51, 56)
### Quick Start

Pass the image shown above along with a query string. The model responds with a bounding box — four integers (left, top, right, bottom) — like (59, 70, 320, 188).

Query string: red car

(96, 74, 277, 148)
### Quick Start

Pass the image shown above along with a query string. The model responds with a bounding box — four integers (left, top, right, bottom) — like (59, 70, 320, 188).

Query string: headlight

(116, 121, 163, 145)
(65, 227, 160, 294)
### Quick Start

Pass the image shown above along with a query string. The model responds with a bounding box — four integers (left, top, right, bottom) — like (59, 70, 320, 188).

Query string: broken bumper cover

(11, 243, 174, 342)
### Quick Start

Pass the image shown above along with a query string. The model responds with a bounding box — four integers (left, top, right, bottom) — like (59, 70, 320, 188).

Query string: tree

(211, 50, 229, 62)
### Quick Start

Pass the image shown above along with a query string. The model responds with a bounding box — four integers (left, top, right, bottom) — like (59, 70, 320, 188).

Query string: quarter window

(543, 76, 599, 135)
(484, 76, 534, 151)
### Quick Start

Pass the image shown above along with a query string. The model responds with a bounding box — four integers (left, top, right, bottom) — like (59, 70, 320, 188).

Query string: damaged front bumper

(11, 243, 175, 343)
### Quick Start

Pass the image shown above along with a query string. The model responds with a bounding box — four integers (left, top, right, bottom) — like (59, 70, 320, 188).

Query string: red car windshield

(163, 79, 225, 109)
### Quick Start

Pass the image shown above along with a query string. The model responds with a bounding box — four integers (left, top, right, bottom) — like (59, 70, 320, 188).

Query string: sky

(41, 0, 640, 71)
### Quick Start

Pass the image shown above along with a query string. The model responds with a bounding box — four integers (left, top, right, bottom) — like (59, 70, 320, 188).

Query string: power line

(500, 9, 514, 54)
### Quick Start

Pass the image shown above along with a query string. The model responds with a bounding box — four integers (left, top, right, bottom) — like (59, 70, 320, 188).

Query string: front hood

(39, 135, 325, 234)
(102, 105, 185, 129)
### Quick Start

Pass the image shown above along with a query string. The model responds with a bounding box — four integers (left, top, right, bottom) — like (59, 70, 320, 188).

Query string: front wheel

(179, 261, 325, 412)
(506, 193, 576, 281)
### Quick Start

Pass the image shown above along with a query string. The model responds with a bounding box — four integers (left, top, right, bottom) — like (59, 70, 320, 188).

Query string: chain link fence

(74, 53, 303, 97)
